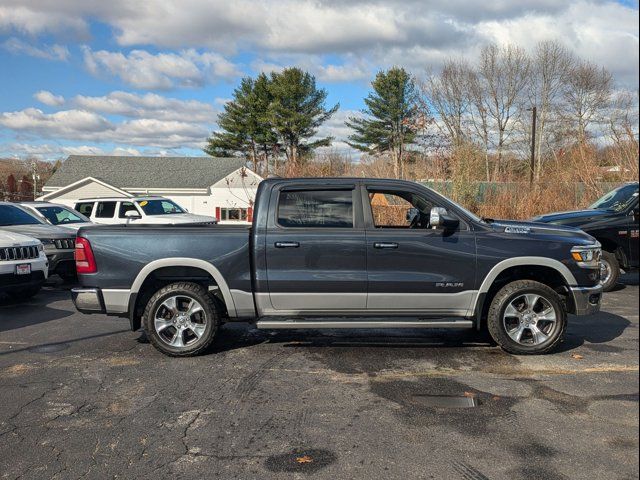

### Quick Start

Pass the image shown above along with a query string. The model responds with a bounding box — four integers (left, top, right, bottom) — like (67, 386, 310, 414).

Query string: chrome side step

(256, 319, 474, 329)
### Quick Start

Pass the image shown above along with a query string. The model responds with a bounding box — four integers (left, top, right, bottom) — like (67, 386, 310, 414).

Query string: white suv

(0, 230, 48, 299)
(74, 197, 217, 225)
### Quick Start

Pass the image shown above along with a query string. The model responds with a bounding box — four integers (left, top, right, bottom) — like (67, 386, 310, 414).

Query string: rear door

(93, 201, 118, 224)
(363, 183, 477, 316)
(263, 183, 367, 314)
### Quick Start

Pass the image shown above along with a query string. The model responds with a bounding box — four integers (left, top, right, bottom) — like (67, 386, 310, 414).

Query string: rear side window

(76, 202, 94, 216)
(119, 202, 138, 218)
(95, 201, 116, 218)
(277, 189, 353, 228)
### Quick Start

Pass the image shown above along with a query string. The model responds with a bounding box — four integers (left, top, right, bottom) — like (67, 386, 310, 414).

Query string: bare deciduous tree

(420, 59, 472, 147)
(529, 41, 575, 179)
(478, 44, 531, 177)
(562, 60, 612, 143)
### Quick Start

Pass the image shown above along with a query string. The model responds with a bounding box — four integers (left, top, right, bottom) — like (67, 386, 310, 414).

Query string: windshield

(36, 206, 89, 225)
(590, 184, 639, 212)
(0, 204, 44, 226)
(136, 199, 185, 216)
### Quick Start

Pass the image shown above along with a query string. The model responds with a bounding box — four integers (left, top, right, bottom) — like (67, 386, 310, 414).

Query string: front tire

(600, 251, 620, 292)
(487, 280, 567, 355)
(143, 282, 221, 357)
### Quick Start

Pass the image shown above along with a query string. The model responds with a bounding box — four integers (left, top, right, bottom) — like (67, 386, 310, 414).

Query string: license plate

(16, 264, 31, 275)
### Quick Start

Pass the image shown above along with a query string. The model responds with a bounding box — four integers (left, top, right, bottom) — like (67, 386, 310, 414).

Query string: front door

(264, 185, 367, 314)
(363, 184, 477, 317)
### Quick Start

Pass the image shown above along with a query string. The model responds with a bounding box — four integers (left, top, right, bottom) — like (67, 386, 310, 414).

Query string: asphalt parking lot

(0, 277, 638, 480)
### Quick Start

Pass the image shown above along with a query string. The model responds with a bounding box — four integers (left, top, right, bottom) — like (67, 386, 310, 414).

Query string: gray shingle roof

(45, 155, 248, 189)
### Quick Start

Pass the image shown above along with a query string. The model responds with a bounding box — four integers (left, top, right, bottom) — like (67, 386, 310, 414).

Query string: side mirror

(430, 206, 459, 230)
(124, 210, 141, 221)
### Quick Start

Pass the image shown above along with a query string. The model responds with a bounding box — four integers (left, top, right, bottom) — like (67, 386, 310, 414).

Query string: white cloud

(82, 47, 242, 89)
(72, 91, 218, 123)
(3, 1, 635, 88)
(33, 90, 65, 107)
(0, 107, 210, 149)
(1, 143, 144, 160)
(1, 37, 69, 61)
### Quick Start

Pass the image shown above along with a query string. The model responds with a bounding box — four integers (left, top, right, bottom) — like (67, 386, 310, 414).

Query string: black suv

(533, 183, 639, 291)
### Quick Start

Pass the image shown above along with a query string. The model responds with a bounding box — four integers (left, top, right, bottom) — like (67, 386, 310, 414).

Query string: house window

(219, 208, 248, 221)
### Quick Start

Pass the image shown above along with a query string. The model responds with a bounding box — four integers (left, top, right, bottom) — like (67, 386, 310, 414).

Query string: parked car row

(0, 196, 217, 300)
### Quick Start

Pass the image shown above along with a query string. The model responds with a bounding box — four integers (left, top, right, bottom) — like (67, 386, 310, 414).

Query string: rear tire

(600, 251, 620, 292)
(487, 280, 567, 355)
(143, 282, 221, 357)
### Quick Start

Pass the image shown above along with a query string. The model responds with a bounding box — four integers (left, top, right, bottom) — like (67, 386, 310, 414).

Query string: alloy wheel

(502, 293, 558, 346)
(154, 295, 207, 348)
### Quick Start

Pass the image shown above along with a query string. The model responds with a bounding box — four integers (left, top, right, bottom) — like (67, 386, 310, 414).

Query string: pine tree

(204, 74, 277, 174)
(347, 67, 419, 178)
(267, 68, 339, 172)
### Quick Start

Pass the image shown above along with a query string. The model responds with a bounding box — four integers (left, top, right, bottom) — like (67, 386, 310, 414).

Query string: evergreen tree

(204, 74, 277, 174)
(267, 68, 339, 171)
(347, 67, 419, 178)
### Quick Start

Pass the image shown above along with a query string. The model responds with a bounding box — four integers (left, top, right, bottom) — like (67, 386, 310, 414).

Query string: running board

(256, 319, 474, 329)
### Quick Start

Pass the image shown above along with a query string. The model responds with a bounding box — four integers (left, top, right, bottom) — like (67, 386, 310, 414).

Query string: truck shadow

(210, 310, 632, 356)
(0, 290, 74, 333)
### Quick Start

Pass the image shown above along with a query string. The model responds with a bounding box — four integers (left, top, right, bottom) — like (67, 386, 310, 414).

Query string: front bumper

(46, 250, 75, 275)
(0, 271, 46, 293)
(569, 284, 603, 316)
(71, 288, 105, 314)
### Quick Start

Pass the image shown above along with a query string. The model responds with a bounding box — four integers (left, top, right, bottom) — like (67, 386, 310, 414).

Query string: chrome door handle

(374, 242, 398, 249)
(275, 241, 300, 248)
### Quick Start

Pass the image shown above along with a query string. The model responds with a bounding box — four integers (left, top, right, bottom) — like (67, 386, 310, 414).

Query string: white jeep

(0, 230, 48, 300)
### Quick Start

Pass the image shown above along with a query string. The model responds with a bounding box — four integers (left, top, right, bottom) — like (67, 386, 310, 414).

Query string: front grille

(0, 245, 39, 261)
(54, 238, 75, 250)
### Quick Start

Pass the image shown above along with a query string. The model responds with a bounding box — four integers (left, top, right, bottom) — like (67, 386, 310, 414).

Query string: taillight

(75, 237, 97, 274)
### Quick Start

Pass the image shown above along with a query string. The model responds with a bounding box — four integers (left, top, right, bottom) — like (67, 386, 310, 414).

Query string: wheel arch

(473, 257, 576, 330)
(129, 258, 237, 330)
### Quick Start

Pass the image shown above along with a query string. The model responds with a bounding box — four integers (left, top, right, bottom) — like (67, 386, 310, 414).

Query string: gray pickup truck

(72, 178, 603, 356)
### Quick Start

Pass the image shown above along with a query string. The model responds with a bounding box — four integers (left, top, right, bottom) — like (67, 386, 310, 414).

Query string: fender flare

(130, 257, 237, 317)
(471, 256, 577, 322)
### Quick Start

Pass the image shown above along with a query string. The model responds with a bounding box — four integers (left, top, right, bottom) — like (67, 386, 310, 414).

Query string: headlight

(571, 244, 601, 268)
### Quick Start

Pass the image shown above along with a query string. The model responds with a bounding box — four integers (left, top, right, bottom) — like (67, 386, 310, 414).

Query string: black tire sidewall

(145, 284, 218, 356)
(488, 281, 567, 354)
(600, 251, 620, 292)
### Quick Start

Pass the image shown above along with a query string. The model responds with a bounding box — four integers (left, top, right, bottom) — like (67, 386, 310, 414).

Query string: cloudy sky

(0, 0, 638, 160)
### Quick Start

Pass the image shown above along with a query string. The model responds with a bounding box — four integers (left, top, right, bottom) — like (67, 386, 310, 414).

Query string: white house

(39, 155, 261, 223)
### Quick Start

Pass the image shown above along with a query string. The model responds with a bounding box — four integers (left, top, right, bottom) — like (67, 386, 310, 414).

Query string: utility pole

(31, 160, 40, 200)
(529, 106, 537, 185)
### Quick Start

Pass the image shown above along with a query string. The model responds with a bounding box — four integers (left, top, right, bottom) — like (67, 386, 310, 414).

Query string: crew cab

(74, 197, 217, 225)
(0, 230, 48, 299)
(533, 183, 639, 291)
(72, 178, 603, 357)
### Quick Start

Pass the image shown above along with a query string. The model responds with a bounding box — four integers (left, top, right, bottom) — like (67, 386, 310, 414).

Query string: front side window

(278, 189, 353, 228)
(368, 190, 435, 229)
(0, 205, 43, 226)
(136, 199, 185, 215)
(75, 202, 94, 217)
(95, 201, 116, 218)
(37, 206, 88, 225)
(220, 208, 248, 221)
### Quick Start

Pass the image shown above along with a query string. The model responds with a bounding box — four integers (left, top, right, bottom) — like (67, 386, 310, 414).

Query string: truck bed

(77, 224, 252, 291)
